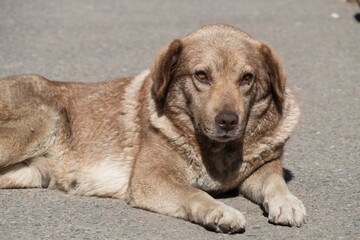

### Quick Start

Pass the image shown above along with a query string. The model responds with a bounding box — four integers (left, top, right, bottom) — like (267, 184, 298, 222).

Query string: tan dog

(0, 24, 306, 233)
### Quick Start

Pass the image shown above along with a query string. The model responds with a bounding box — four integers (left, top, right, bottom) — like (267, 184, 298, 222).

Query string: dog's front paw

(203, 203, 246, 234)
(264, 193, 306, 227)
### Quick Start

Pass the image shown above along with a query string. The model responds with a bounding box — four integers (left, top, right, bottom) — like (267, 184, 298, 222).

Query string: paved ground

(0, 0, 359, 239)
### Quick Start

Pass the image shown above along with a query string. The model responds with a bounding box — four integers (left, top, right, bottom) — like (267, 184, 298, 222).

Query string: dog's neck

(195, 132, 244, 180)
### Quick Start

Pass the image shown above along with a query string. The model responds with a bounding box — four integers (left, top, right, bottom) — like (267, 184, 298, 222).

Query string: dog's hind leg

(0, 158, 50, 188)
(0, 108, 58, 188)
(0, 104, 58, 168)
(0, 75, 61, 188)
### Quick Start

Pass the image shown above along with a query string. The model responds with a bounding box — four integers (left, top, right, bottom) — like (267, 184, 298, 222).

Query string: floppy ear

(151, 39, 183, 102)
(260, 43, 287, 111)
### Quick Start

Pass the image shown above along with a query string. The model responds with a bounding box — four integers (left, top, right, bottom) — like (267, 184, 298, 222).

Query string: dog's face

(151, 25, 286, 142)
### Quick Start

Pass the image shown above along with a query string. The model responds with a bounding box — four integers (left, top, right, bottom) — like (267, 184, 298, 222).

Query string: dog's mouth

(202, 128, 243, 143)
(207, 134, 240, 142)
(213, 136, 234, 143)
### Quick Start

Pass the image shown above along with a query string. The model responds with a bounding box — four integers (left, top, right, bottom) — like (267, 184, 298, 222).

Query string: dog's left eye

(194, 71, 210, 84)
(240, 73, 254, 84)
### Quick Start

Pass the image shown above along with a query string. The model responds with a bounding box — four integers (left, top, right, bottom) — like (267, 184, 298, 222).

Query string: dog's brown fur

(0, 24, 306, 233)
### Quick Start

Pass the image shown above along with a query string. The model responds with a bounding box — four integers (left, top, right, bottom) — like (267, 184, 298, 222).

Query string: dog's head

(151, 24, 286, 142)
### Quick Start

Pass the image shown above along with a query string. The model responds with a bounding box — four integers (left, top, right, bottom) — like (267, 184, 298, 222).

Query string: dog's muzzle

(201, 111, 243, 142)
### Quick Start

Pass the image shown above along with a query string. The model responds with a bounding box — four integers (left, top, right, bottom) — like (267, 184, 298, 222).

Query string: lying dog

(0, 24, 306, 233)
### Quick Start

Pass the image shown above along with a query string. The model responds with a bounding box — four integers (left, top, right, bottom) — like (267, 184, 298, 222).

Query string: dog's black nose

(215, 111, 239, 131)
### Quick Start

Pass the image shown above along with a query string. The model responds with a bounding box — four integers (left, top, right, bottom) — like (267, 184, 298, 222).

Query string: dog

(0, 24, 306, 233)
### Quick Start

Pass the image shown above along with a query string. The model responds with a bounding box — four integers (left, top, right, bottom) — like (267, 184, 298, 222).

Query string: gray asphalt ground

(0, 0, 359, 239)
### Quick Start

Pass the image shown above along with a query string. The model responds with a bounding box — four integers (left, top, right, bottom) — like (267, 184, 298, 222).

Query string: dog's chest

(188, 152, 243, 192)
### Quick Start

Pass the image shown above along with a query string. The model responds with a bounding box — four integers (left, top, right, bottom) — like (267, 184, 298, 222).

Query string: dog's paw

(203, 203, 246, 234)
(264, 193, 306, 227)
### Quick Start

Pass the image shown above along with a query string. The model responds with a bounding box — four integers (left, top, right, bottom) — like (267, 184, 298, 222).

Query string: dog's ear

(260, 43, 287, 111)
(151, 39, 183, 102)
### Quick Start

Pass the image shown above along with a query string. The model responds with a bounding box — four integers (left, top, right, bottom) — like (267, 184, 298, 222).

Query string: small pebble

(331, 12, 340, 19)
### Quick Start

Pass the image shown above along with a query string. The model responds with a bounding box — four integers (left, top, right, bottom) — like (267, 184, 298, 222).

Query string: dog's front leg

(127, 165, 245, 233)
(239, 160, 307, 227)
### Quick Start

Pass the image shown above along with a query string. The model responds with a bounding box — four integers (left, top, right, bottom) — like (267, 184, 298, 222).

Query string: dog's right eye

(194, 71, 210, 84)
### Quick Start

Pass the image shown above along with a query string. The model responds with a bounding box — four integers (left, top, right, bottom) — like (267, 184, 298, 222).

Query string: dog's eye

(194, 71, 210, 84)
(241, 73, 254, 84)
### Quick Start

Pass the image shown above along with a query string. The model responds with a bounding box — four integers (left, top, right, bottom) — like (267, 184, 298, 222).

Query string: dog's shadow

(283, 168, 294, 183)
(354, 13, 360, 22)
(351, 0, 360, 22)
